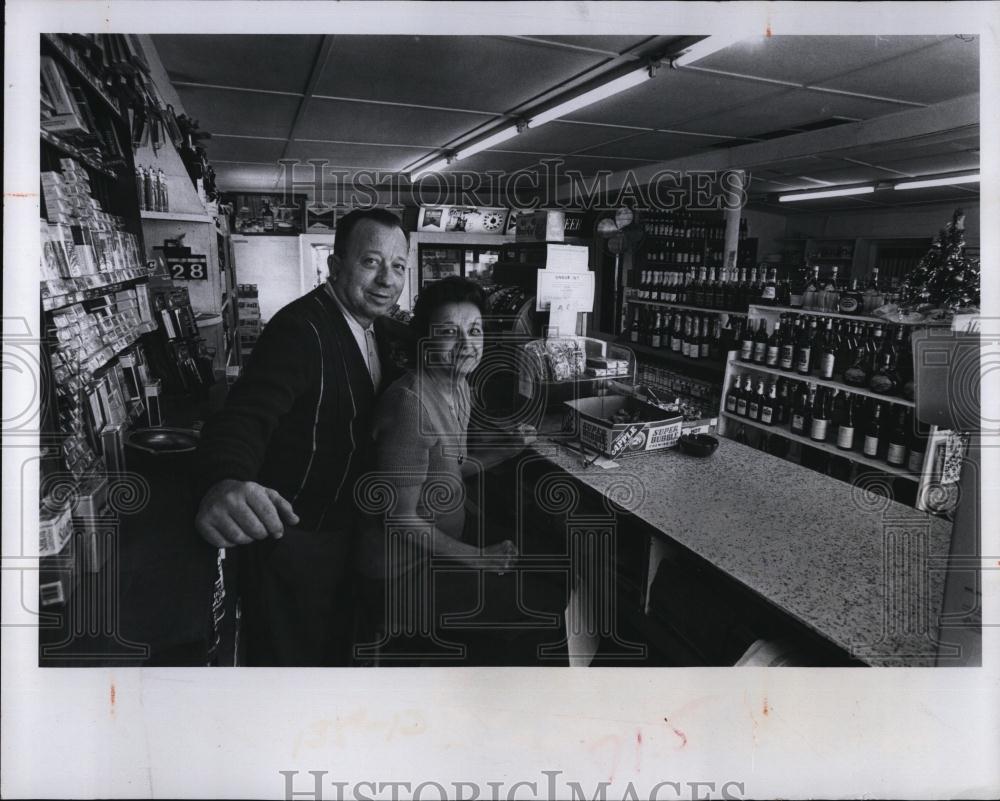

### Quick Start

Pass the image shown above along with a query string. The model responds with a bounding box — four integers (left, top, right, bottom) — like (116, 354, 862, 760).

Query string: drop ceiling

(151, 33, 980, 212)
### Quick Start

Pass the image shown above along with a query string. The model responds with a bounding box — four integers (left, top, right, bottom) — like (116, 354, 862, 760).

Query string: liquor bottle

(629, 310, 639, 343)
(725, 375, 741, 414)
(710, 267, 723, 309)
(816, 318, 837, 379)
(262, 200, 275, 232)
(699, 315, 712, 359)
(648, 271, 660, 302)
(836, 322, 857, 380)
(839, 278, 863, 315)
(687, 315, 700, 359)
(650, 312, 662, 348)
(777, 272, 792, 306)
(896, 326, 915, 401)
(681, 313, 692, 357)
(819, 265, 840, 312)
(736, 375, 752, 417)
(806, 317, 821, 373)
(862, 267, 884, 314)
(868, 333, 899, 395)
(886, 406, 910, 467)
(738, 317, 754, 362)
(760, 380, 778, 426)
(752, 318, 769, 364)
(760, 266, 778, 305)
(795, 317, 813, 376)
(659, 312, 671, 349)
(843, 328, 873, 387)
(779, 318, 797, 371)
(810, 386, 831, 442)
(802, 265, 820, 310)
(862, 401, 884, 458)
(792, 383, 815, 436)
(135, 165, 146, 211)
(709, 317, 723, 360)
(835, 392, 857, 450)
(765, 318, 782, 367)
(907, 418, 930, 473)
(748, 378, 764, 421)
(776, 377, 792, 424)
(670, 313, 683, 352)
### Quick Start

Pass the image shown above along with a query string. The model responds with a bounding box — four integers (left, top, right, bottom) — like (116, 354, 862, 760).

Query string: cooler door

(418, 245, 463, 288)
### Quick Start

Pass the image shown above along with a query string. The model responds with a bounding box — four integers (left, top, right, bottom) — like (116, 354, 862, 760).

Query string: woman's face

(426, 301, 484, 376)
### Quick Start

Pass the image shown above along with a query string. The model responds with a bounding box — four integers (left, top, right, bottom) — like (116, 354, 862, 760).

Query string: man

(194, 208, 409, 666)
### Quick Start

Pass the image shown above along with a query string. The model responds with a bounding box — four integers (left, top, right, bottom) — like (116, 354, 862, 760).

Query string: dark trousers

(238, 525, 355, 666)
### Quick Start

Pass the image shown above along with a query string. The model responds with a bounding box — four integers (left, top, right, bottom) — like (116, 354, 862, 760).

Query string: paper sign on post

(545, 244, 589, 272)
(536, 270, 595, 313)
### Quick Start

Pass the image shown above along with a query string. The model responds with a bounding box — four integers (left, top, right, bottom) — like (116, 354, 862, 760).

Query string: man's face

(331, 219, 408, 327)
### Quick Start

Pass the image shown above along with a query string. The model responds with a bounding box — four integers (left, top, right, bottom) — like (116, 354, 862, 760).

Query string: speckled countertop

(528, 436, 954, 667)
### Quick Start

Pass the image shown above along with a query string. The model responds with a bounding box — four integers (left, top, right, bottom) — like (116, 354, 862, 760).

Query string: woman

(355, 277, 566, 666)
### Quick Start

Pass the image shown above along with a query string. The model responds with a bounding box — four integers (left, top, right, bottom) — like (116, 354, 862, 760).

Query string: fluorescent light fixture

(409, 158, 449, 181)
(894, 173, 980, 190)
(778, 185, 875, 202)
(529, 67, 651, 128)
(454, 126, 520, 160)
(672, 35, 747, 68)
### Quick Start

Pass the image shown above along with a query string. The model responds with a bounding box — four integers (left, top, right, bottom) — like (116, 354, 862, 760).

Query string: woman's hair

(409, 276, 486, 343)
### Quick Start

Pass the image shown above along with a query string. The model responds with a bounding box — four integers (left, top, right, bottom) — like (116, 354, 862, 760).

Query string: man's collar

(324, 282, 374, 332)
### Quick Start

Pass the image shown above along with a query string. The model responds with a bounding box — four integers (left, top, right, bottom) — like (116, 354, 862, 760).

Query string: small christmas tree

(897, 208, 980, 314)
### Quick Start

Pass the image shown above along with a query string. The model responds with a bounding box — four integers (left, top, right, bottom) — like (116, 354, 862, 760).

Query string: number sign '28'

(167, 257, 209, 280)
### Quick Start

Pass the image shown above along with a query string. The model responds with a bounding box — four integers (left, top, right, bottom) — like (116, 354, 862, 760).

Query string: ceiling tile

(297, 98, 495, 147)
(440, 151, 542, 174)
(153, 34, 323, 93)
(814, 36, 979, 104)
(206, 136, 287, 164)
(879, 151, 981, 177)
(565, 69, 787, 129)
(696, 35, 954, 86)
(836, 132, 979, 165)
(315, 36, 605, 112)
(674, 88, 902, 138)
(577, 131, 708, 160)
(175, 85, 300, 139)
(285, 140, 432, 171)
(523, 35, 655, 56)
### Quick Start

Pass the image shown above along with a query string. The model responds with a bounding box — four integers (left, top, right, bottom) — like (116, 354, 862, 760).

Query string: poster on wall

(417, 205, 509, 234)
(225, 193, 306, 235)
(508, 208, 587, 238)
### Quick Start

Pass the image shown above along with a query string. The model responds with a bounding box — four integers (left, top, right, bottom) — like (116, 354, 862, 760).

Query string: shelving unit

(141, 210, 213, 223)
(627, 297, 749, 316)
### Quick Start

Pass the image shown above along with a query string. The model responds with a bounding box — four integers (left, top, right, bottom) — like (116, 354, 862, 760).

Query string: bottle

(802, 265, 820, 309)
(670, 313, 683, 352)
(839, 278, 863, 315)
(816, 318, 837, 379)
(790, 383, 810, 435)
(699, 316, 712, 359)
(752, 318, 769, 364)
(810, 386, 830, 442)
(650, 312, 662, 348)
(843, 331, 872, 387)
(776, 377, 792, 424)
(836, 393, 857, 450)
(907, 418, 930, 473)
(779, 318, 797, 371)
(795, 318, 813, 376)
(868, 334, 899, 395)
(725, 375, 741, 414)
(748, 378, 764, 421)
(760, 266, 778, 305)
(709, 317, 722, 360)
(862, 402, 884, 458)
(262, 200, 275, 232)
(819, 265, 840, 312)
(629, 310, 639, 343)
(135, 166, 146, 211)
(886, 406, 910, 467)
(897, 327, 915, 401)
(760, 381, 778, 426)
(659, 312, 671, 349)
(739, 317, 754, 362)
(736, 375, 752, 417)
(765, 318, 782, 367)
(862, 267, 882, 314)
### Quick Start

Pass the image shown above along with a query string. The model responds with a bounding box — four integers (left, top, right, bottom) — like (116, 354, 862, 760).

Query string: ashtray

(677, 433, 719, 457)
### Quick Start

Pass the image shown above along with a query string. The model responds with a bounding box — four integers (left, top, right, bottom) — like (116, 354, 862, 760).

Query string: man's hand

(195, 479, 300, 548)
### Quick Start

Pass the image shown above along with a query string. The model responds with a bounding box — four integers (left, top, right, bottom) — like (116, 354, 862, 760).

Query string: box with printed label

(564, 395, 682, 458)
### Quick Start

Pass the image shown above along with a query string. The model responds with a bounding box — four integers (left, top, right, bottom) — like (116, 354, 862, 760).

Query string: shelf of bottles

(624, 305, 730, 374)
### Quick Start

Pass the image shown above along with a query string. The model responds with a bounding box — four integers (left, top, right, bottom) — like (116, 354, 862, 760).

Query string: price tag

(166, 256, 209, 281)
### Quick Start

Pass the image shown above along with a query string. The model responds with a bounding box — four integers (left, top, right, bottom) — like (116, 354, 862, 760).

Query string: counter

(526, 434, 954, 666)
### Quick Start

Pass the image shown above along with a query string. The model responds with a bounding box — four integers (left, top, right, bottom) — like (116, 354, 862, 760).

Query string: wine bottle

(897, 326, 915, 401)
(699, 315, 712, 359)
(862, 402, 884, 458)
(752, 318, 769, 364)
(886, 406, 910, 467)
(765, 318, 782, 367)
(709, 317, 722, 360)
(738, 316, 754, 362)
(262, 200, 275, 232)
(650, 312, 662, 348)
(802, 265, 820, 309)
(629, 310, 639, 343)
(836, 392, 857, 450)
(839, 278, 863, 315)
(779, 318, 797, 371)
(760, 266, 778, 305)
(736, 375, 752, 417)
(868, 330, 899, 395)
(777, 377, 792, 424)
(760, 380, 778, 426)
(907, 418, 930, 473)
(748, 378, 764, 421)
(725, 375, 741, 414)
(670, 313, 683, 352)
(810, 386, 830, 442)
(816, 318, 837, 379)
(795, 318, 813, 375)
(790, 383, 812, 435)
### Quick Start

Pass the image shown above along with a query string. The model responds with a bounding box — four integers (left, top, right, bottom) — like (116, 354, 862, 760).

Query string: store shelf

(721, 412, 919, 482)
(750, 305, 896, 325)
(40, 128, 119, 178)
(43, 273, 151, 313)
(628, 298, 748, 316)
(141, 210, 214, 223)
(620, 339, 728, 380)
(727, 358, 915, 407)
(41, 33, 122, 119)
